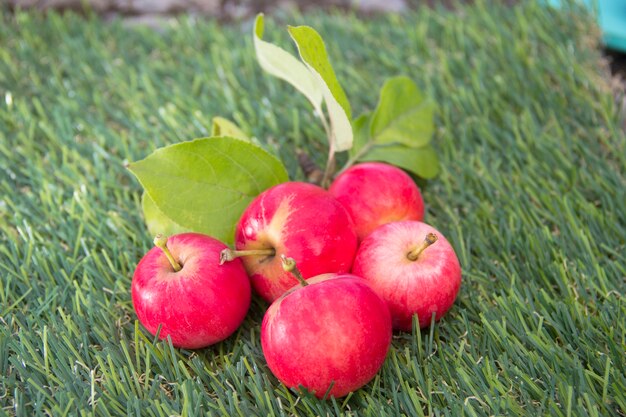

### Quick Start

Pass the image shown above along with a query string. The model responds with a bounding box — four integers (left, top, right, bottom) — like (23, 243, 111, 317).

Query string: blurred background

(6, 0, 518, 21)
(6, 0, 625, 121)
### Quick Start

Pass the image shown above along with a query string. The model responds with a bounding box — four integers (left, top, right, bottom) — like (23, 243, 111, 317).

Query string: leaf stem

(154, 234, 182, 272)
(338, 143, 372, 175)
(280, 255, 308, 287)
(407, 233, 438, 261)
(321, 148, 336, 188)
(220, 248, 276, 265)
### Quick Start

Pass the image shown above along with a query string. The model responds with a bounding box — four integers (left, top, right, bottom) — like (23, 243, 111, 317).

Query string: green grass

(1, 1, 625, 415)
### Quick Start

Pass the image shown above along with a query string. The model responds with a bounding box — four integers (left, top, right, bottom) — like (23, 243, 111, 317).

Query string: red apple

(222, 182, 358, 303)
(261, 257, 392, 398)
(329, 162, 425, 241)
(132, 233, 251, 349)
(352, 221, 461, 330)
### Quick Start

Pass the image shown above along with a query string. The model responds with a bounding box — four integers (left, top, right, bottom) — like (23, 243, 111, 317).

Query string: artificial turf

(1, 1, 625, 415)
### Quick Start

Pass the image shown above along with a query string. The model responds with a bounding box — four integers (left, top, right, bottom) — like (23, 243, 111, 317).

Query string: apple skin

(235, 182, 358, 302)
(329, 162, 425, 241)
(132, 233, 251, 349)
(352, 221, 461, 330)
(261, 274, 392, 398)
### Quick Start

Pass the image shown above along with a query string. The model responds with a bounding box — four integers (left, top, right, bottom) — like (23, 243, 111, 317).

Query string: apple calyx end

(407, 233, 438, 261)
(153, 234, 182, 272)
(280, 254, 308, 287)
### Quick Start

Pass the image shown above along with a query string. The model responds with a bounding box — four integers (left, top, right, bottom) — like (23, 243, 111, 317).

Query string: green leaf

(211, 117, 250, 142)
(370, 76, 435, 148)
(128, 137, 289, 244)
(350, 113, 371, 156)
(253, 14, 323, 112)
(358, 143, 440, 179)
(141, 192, 188, 237)
(349, 113, 439, 179)
(287, 25, 353, 152)
(287, 25, 351, 119)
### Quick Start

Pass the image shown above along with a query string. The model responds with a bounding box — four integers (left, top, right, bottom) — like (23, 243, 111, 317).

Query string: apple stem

(153, 234, 182, 272)
(219, 248, 276, 265)
(407, 233, 438, 261)
(280, 255, 308, 287)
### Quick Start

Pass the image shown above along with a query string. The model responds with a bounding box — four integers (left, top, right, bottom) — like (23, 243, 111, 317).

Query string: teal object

(598, 0, 626, 52)
(549, 0, 626, 52)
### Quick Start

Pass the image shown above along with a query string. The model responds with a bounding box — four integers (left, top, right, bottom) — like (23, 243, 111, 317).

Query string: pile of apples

(131, 162, 461, 399)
